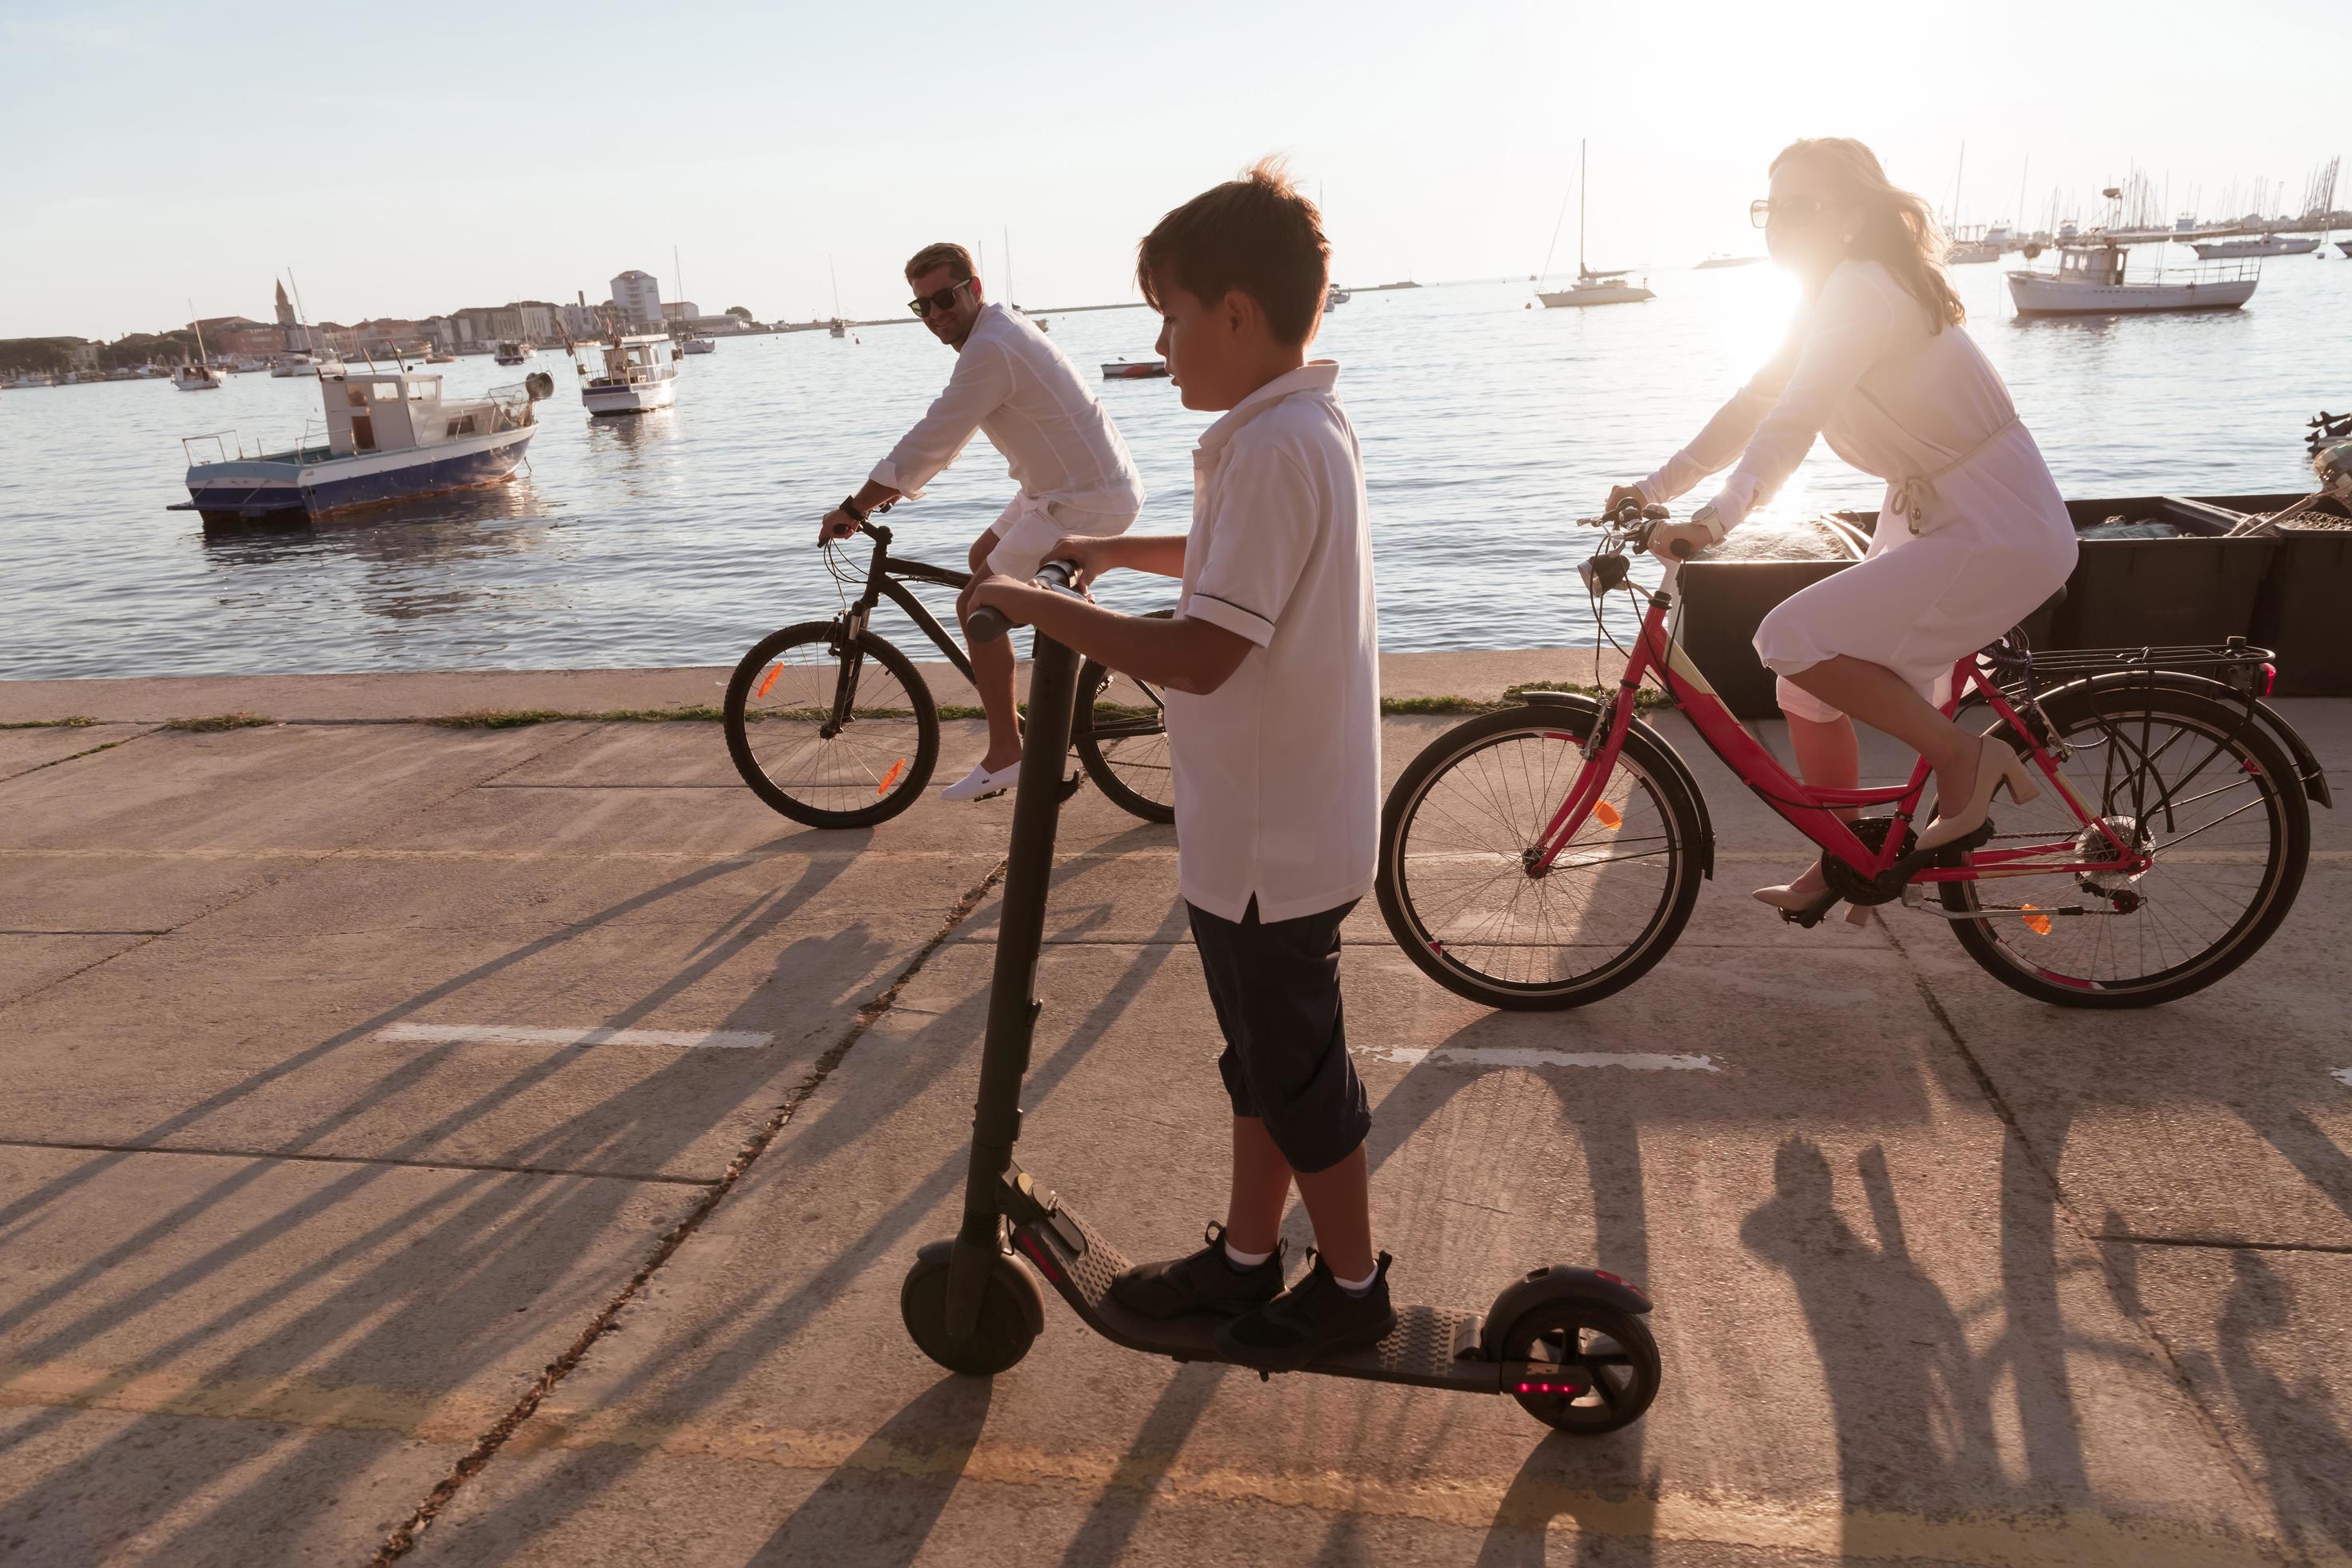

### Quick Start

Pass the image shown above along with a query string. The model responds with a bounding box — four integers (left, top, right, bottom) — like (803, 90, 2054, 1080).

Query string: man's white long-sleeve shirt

(870, 302, 1146, 518)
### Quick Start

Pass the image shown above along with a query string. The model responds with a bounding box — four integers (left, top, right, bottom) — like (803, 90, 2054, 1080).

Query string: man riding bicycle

(819, 242, 1146, 801)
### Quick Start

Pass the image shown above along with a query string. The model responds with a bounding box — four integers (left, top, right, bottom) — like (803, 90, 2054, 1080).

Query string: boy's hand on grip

(1045, 534, 1111, 596)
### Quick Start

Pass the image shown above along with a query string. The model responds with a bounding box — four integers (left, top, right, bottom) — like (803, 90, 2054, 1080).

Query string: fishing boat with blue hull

(172, 366, 554, 529)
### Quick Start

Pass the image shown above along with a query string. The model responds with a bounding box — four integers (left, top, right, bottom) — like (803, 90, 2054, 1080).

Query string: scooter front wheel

(900, 1240, 1043, 1377)
(1496, 1298, 1660, 1434)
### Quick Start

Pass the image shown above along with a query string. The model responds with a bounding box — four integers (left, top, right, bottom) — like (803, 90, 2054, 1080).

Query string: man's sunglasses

(908, 278, 975, 318)
(1750, 196, 1842, 230)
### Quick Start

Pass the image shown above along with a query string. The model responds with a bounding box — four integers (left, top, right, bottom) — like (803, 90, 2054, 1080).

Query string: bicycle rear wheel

(724, 622, 938, 828)
(1075, 610, 1175, 825)
(1378, 705, 1705, 1010)
(1939, 682, 2309, 1006)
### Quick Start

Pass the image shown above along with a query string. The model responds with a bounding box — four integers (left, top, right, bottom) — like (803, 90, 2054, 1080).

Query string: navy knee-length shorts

(1186, 896, 1370, 1174)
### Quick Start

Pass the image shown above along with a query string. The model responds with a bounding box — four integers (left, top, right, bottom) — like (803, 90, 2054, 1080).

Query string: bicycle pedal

(1842, 903, 1872, 928)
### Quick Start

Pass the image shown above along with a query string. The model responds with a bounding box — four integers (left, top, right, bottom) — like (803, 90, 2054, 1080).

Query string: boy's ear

(1218, 287, 1260, 341)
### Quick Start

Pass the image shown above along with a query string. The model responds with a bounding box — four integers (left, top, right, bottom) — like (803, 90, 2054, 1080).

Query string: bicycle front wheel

(1940, 682, 2309, 1007)
(724, 622, 938, 828)
(1075, 610, 1175, 825)
(1377, 705, 1705, 1010)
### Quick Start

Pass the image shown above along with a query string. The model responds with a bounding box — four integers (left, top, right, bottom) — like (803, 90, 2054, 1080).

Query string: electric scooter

(898, 566, 1663, 1434)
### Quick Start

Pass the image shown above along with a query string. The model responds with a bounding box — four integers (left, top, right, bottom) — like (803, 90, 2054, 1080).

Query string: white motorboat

(1538, 141, 1653, 309)
(1947, 235, 2005, 265)
(494, 339, 531, 366)
(828, 318, 847, 339)
(1322, 287, 1353, 313)
(270, 352, 319, 377)
(573, 330, 678, 415)
(2008, 237, 2258, 315)
(4, 374, 53, 390)
(678, 333, 715, 354)
(174, 367, 553, 527)
(2190, 234, 2319, 259)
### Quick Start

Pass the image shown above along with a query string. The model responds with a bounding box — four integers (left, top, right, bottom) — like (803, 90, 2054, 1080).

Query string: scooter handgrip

(967, 559, 1085, 646)
(1668, 538, 1693, 560)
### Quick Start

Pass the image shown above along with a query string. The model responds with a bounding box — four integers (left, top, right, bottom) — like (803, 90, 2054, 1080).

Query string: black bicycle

(723, 511, 1174, 829)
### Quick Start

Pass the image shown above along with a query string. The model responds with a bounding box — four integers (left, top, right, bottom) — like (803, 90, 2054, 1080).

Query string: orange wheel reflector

(755, 663, 782, 699)
(876, 758, 907, 798)
(1592, 800, 1622, 830)
(2021, 903, 2052, 936)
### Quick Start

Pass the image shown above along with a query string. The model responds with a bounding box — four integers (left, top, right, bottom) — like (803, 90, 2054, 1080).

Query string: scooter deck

(1009, 1194, 1507, 1393)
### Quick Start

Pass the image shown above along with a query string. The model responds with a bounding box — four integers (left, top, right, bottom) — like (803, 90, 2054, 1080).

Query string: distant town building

(611, 270, 662, 329)
(66, 342, 101, 374)
(658, 300, 702, 322)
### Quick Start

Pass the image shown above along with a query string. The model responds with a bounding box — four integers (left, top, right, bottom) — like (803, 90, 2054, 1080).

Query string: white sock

(1335, 1265, 1378, 1296)
(1222, 1239, 1273, 1270)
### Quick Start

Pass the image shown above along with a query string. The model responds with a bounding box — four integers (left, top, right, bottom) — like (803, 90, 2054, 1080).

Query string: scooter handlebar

(967, 559, 1083, 646)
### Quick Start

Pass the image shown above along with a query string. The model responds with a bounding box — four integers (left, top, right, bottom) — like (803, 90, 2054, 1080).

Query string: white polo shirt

(1166, 360, 1380, 925)
(870, 302, 1145, 519)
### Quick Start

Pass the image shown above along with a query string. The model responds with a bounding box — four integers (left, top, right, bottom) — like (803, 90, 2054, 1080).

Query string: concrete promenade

(1, 656, 2346, 1566)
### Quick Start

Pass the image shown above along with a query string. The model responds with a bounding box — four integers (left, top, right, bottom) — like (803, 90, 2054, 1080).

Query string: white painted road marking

(2334, 1067, 2352, 1089)
(1354, 1046, 1718, 1073)
(377, 1023, 773, 1050)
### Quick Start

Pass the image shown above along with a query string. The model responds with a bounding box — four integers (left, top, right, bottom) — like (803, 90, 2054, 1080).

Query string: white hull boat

(574, 331, 679, 416)
(174, 365, 225, 390)
(2190, 236, 2318, 259)
(1947, 239, 2005, 265)
(1540, 274, 1654, 308)
(494, 340, 530, 366)
(2008, 238, 2258, 315)
(270, 354, 318, 377)
(678, 334, 715, 354)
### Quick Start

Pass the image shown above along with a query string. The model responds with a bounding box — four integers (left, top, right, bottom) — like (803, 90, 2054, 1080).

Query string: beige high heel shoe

(1916, 741, 2042, 853)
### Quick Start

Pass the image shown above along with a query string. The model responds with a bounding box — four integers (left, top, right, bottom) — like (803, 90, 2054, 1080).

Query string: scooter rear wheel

(900, 1243, 1043, 1377)
(1497, 1299, 1660, 1434)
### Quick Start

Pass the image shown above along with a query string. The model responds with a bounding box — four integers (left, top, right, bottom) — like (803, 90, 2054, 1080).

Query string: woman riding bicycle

(1611, 138, 2077, 911)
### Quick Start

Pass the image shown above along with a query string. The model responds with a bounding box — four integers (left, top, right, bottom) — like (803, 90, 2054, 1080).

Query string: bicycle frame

(1532, 563, 2145, 889)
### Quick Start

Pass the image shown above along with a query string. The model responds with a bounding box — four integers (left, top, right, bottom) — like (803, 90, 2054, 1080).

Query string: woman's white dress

(1637, 258, 2077, 722)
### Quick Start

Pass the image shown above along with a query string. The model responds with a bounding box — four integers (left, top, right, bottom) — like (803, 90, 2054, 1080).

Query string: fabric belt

(1887, 414, 2022, 535)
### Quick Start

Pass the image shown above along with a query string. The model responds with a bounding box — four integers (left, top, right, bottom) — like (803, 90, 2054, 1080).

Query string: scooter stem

(946, 630, 1086, 1339)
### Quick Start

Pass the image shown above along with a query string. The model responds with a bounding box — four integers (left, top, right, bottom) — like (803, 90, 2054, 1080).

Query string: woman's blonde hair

(1770, 138, 1965, 331)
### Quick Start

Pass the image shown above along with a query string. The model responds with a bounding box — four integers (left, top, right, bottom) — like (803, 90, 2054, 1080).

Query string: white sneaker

(941, 759, 1021, 802)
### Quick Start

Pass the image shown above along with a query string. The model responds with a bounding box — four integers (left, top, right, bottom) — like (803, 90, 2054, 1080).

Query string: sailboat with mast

(828, 258, 848, 338)
(174, 302, 225, 390)
(1538, 141, 1654, 308)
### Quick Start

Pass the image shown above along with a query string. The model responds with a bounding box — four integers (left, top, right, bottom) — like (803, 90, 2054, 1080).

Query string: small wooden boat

(494, 340, 530, 366)
(1101, 358, 1169, 380)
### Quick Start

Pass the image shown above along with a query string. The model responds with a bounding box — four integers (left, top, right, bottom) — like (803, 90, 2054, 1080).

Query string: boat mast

(1578, 138, 1588, 279)
(188, 299, 207, 367)
(828, 256, 842, 321)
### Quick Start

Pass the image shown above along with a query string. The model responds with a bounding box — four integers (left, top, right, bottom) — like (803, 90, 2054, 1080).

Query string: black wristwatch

(840, 494, 868, 525)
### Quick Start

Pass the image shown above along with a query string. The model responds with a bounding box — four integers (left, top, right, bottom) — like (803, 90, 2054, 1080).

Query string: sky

(2, 0, 2343, 338)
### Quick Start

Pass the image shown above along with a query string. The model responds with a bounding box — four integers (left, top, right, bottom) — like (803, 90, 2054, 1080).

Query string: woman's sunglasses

(1750, 196, 1842, 230)
(908, 278, 975, 318)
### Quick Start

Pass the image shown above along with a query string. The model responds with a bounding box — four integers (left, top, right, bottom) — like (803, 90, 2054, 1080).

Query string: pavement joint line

(375, 1023, 775, 1050)
(365, 852, 1012, 1566)
(0, 929, 173, 937)
(1876, 916, 2284, 1526)
(1354, 1045, 1720, 1072)
(0, 719, 604, 1015)
(483, 1414, 2310, 1566)
(0, 723, 162, 785)
(2097, 1232, 2352, 1256)
(0, 1137, 718, 1187)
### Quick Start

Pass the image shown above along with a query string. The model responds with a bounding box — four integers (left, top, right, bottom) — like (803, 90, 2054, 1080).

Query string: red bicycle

(1377, 500, 2330, 1010)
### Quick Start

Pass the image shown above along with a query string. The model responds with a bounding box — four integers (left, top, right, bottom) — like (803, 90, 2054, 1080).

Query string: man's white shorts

(985, 495, 1138, 579)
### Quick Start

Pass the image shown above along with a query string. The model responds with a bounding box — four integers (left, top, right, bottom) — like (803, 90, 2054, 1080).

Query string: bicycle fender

(1516, 694, 1716, 878)
(2026, 670, 2331, 811)
(1479, 1264, 1654, 1358)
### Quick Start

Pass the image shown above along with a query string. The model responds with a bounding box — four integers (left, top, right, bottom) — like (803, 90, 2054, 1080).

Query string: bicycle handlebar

(1576, 500, 1691, 558)
(967, 559, 1082, 646)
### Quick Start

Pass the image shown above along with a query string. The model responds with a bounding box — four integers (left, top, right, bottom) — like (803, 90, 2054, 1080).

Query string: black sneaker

(1110, 1222, 1286, 1320)
(1213, 1250, 1397, 1371)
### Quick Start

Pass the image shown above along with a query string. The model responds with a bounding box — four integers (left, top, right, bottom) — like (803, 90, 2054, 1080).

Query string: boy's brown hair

(904, 242, 976, 283)
(1137, 158, 1329, 345)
